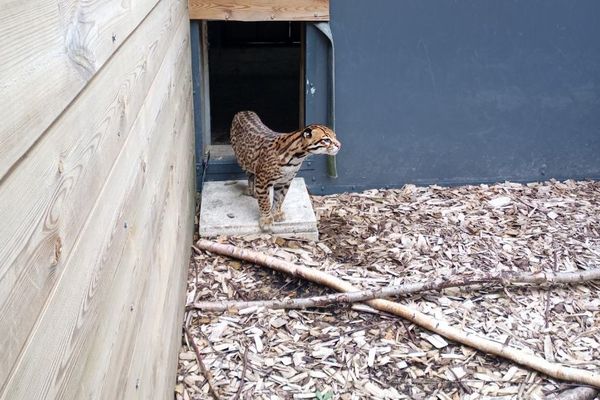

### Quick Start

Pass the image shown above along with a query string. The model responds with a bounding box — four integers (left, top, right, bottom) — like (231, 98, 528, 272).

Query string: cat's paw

(273, 210, 286, 222)
(244, 187, 256, 198)
(259, 215, 273, 231)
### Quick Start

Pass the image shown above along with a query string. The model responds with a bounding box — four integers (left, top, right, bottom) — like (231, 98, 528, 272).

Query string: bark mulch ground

(176, 180, 600, 400)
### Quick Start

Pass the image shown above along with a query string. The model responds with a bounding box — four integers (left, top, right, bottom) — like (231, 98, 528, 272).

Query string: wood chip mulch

(176, 180, 600, 400)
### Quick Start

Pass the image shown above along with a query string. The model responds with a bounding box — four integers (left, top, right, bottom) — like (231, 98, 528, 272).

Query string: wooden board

(0, 2, 194, 397)
(116, 112, 195, 400)
(0, 0, 188, 390)
(70, 38, 193, 400)
(0, 0, 160, 180)
(189, 0, 329, 21)
(69, 22, 194, 400)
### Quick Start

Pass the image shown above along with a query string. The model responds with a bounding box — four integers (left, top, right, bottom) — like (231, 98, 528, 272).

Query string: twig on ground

(195, 239, 600, 388)
(546, 252, 559, 328)
(194, 259, 199, 295)
(449, 367, 472, 396)
(184, 325, 221, 400)
(398, 319, 417, 344)
(192, 245, 203, 255)
(190, 267, 600, 312)
(231, 346, 249, 400)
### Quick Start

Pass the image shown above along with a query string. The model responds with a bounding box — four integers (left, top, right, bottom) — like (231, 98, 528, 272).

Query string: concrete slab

(199, 178, 319, 241)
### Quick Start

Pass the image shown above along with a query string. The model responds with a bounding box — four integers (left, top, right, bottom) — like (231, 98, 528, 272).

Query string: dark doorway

(207, 21, 302, 144)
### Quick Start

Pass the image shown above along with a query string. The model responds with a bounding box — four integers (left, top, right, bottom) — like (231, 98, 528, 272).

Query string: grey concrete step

(199, 178, 318, 241)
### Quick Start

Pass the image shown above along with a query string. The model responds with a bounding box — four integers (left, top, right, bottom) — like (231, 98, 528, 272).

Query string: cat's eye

(323, 138, 331, 145)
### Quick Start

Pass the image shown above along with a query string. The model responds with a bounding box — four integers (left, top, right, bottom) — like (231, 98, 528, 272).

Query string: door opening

(206, 21, 303, 145)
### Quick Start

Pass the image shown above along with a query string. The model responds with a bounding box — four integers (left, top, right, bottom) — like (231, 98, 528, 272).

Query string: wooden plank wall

(189, 0, 329, 21)
(0, 0, 195, 398)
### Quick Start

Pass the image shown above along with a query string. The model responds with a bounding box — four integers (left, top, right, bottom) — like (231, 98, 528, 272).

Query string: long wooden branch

(190, 268, 600, 312)
(195, 239, 600, 388)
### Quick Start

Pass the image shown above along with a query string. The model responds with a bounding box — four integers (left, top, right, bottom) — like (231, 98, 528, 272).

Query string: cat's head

(301, 125, 341, 156)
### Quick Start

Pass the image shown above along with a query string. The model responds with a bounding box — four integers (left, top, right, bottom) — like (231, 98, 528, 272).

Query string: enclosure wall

(301, 0, 600, 193)
(0, 0, 195, 398)
(203, 1, 600, 192)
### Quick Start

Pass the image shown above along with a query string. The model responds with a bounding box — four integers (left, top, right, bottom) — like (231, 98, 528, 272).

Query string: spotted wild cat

(230, 111, 341, 231)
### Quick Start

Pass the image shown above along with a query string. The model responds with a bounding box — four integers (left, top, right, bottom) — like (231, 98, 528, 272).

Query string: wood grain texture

(71, 19, 193, 400)
(189, 0, 329, 20)
(0, 0, 187, 386)
(0, 0, 160, 180)
(69, 36, 193, 400)
(0, 0, 192, 395)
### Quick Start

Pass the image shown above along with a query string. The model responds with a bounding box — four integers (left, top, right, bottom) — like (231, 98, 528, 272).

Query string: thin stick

(184, 326, 221, 400)
(399, 318, 417, 344)
(449, 367, 472, 396)
(192, 245, 203, 255)
(190, 268, 600, 312)
(195, 239, 600, 388)
(231, 346, 249, 400)
(192, 245, 201, 300)
(545, 252, 559, 328)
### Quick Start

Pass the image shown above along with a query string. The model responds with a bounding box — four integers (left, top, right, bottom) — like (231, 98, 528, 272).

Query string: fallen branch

(184, 326, 221, 400)
(195, 239, 600, 388)
(190, 268, 600, 312)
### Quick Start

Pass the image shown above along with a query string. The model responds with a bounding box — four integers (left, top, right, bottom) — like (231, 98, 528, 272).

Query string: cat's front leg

(272, 181, 291, 222)
(255, 179, 273, 231)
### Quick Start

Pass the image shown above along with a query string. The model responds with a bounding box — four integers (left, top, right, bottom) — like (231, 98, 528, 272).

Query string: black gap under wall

(208, 21, 301, 144)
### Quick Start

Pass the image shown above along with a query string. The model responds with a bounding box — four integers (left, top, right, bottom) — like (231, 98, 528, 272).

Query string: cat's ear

(302, 127, 313, 139)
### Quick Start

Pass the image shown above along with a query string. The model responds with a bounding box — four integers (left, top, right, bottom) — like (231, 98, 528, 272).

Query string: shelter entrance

(189, 0, 330, 187)
(207, 21, 303, 145)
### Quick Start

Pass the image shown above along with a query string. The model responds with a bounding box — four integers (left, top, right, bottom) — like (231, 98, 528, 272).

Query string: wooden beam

(189, 0, 329, 21)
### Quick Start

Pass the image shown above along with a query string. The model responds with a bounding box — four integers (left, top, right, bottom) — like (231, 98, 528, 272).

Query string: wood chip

(422, 333, 449, 349)
(489, 196, 512, 208)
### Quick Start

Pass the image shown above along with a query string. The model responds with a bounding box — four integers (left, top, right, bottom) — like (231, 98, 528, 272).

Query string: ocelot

(230, 111, 341, 231)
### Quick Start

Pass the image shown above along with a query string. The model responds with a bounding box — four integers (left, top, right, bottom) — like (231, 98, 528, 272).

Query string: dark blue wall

(304, 0, 600, 193)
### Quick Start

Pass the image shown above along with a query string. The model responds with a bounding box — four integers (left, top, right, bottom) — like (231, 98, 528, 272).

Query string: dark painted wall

(304, 0, 600, 193)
